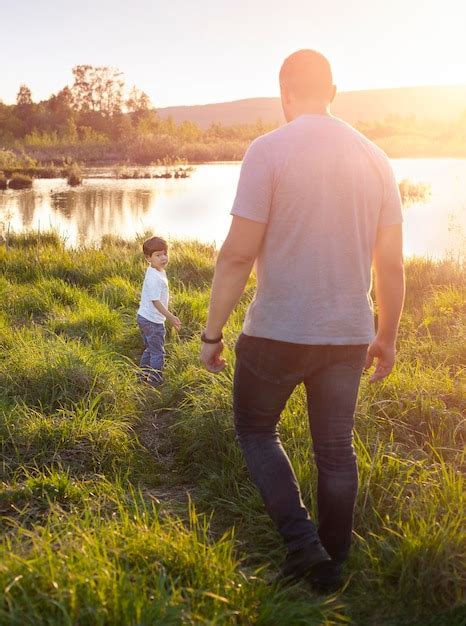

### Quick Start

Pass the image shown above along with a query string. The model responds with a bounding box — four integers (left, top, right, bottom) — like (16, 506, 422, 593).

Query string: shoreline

(1, 229, 465, 265)
(1, 155, 466, 182)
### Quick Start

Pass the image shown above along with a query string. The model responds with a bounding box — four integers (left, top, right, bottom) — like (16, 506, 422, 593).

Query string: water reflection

(48, 187, 155, 240)
(0, 161, 465, 259)
(0, 179, 159, 246)
(51, 192, 70, 215)
(0, 165, 239, 247)
(17, 191, 37, 228)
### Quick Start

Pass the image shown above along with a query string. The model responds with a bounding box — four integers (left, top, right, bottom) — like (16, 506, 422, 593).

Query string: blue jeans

(233, 333, 367, 562)
(137, 314, 166, 386)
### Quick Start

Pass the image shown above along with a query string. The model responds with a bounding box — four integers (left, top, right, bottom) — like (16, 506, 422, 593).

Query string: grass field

(0, 233, 464, 625)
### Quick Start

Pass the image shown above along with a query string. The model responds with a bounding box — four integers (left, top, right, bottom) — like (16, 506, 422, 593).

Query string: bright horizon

(1, 0, 465, 108)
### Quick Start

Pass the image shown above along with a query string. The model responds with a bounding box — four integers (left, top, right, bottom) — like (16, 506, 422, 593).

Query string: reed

(66, 163, 83, 186)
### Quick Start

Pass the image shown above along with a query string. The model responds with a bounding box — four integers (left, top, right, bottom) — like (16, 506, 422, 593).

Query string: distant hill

(157, 85, 466, 128)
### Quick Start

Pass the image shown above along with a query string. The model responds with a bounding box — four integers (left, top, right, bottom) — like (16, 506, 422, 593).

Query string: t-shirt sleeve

(146, 273, 163, 300)
(378, 158, 403, 227)
(230, 138, 273, 224)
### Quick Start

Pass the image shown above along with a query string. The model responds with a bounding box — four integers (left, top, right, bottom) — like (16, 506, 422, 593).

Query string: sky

(1, 0, 465, 108)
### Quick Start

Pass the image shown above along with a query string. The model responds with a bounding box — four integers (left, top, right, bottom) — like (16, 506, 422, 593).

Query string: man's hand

(200, 341, 226, 373)
(365, 337, 396, 383)
(168, 314, 182, 331)
(369, 223, 404, 384)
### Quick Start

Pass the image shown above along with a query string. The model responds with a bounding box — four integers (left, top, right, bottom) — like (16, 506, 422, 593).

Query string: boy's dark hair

(143, 236, 168, 257)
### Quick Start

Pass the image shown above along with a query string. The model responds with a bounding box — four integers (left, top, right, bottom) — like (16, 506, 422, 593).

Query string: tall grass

(0, 492, 345, 625)
(0, 232, 464, 624)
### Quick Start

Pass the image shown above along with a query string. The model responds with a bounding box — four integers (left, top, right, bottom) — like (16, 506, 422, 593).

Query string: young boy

(136, 236, 181, 386)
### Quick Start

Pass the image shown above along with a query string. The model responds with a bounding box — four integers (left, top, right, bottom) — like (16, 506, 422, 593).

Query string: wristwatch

(200, 331, 223, 344)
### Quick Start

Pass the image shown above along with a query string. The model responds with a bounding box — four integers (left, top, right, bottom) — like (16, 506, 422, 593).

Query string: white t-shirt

(231, 114, 403, 344)
(137, 267, 169, 324)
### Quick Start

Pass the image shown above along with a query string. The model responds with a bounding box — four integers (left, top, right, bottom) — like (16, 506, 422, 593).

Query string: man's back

(231, 114, 402, 344)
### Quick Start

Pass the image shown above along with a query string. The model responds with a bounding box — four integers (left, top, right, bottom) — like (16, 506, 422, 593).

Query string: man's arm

(366, 223, 405, 382)
(201, 215, 267, 372)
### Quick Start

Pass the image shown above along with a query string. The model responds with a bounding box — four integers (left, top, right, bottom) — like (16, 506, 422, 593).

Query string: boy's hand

(169, 314, 182, 331)
(364, 336, 396, 383)
(200, 341, 226, 373)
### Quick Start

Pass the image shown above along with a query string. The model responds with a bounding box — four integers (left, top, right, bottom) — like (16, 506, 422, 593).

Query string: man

(200, 49, 404, 592)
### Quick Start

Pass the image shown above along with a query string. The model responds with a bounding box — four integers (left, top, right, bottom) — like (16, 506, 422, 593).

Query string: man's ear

(280, 83, 290, 105)
(329, 84, 337, 103)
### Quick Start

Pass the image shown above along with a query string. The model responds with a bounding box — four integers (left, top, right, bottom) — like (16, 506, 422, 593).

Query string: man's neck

(284, 97, 332, 122)
(289, 105, 331, 120)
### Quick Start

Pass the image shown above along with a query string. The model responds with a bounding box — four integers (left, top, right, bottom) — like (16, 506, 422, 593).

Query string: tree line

(1, 65, 465, 163)
(0, 65, 276, 164)
(1, 65, 158, 144)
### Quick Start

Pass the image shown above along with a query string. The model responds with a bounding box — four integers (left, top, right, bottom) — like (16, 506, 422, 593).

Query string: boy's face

(146, 249, 168, 271)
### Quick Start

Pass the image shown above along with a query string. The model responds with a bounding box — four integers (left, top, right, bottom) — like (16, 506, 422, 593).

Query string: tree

(14, 84, 36, 135)
(16, 84, 33, 106)
(0, 101, 17, 144)
(70, 65, 125, 116)
(126, 86, 152, 114)
(47, 87, 73, 113)
(43, 87, 74, 134)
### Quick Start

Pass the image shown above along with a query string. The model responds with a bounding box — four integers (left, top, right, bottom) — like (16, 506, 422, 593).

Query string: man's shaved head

(279, 49, 333, 100)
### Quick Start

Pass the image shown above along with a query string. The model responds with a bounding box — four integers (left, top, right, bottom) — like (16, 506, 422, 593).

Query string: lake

(1, 160, 465, 259)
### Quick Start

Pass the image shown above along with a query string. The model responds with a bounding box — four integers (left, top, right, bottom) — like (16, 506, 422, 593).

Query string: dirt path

(136, 409, 195, 516)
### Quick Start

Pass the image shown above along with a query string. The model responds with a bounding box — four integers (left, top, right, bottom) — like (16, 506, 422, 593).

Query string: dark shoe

(272, 541, 331, 585)
(307, 560, 344, 594)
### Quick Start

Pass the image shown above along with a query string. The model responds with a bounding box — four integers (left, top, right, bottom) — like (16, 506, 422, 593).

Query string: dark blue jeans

(137, 314, 166, 386)
(233, 333, 367, 562)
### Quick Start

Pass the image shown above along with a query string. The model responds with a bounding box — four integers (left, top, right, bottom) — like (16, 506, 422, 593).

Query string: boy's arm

(152, 300, 181, 330)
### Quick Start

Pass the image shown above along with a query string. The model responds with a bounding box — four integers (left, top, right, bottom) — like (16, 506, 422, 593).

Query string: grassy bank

(0, 233, 464, 625)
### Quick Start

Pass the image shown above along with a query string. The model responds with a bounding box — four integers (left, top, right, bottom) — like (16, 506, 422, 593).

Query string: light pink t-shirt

(231, 114, 403, 344)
